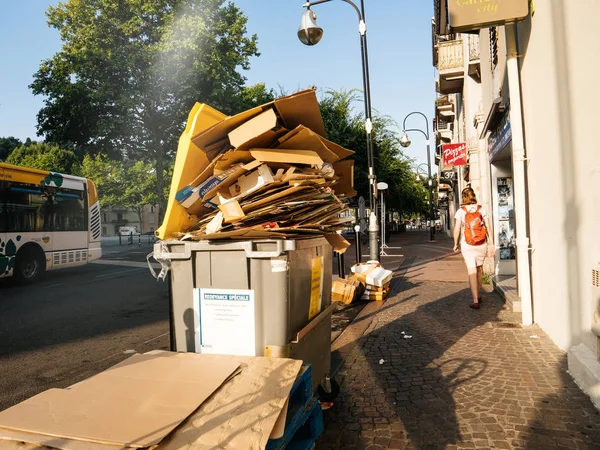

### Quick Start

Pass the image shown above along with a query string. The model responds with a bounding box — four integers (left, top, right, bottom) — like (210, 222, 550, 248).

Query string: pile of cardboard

(158, 89, 357, 242)
(0, 351, 303, 450)
(332, 261, 394, 304)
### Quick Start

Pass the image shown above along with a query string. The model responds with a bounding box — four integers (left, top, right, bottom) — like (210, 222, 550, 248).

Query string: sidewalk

(319, 231, 600, 449)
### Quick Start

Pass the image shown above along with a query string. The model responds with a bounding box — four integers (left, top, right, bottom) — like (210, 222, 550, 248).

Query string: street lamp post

(400, 112, 435, 241)
(298, 0, 379, 261)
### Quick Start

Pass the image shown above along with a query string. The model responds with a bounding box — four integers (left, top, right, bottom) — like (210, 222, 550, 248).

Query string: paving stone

(317, 232, 600, 449)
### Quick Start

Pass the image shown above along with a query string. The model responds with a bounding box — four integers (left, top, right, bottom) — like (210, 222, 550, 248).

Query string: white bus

(0, 163, 102, 283)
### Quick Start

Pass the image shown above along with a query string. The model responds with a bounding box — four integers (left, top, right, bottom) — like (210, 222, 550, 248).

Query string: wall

(518, 2, 600, 356)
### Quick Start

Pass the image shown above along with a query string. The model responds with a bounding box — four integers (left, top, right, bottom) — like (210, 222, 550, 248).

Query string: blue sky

(0, 0, 434, 166)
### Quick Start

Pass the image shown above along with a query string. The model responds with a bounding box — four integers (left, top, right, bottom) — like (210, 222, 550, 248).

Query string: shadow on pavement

(319, 280, 504, 449)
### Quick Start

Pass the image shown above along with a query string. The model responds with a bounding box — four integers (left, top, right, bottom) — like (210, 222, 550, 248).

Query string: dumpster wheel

(317, 376, 340, 402)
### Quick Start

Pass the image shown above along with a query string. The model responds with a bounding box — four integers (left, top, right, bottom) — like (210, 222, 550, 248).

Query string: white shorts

(461, 242, 487, 268)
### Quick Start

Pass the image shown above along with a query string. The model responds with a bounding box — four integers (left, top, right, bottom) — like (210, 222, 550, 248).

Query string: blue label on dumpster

(193, 288, 256, 356)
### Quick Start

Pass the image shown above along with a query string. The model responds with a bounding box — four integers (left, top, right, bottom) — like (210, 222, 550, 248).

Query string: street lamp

(415, 162, 428, 182)
(298, 0, 379, 261)
(401, 111, 435, 241)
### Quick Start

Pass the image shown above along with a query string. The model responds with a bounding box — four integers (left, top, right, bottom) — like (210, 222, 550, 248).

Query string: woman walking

(453, 187, 495, 309)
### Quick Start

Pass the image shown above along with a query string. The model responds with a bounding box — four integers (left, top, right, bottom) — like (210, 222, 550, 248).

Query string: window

(4, 184, 52, 233)
(1, 181, 86, 232)
(52, 188, 86, 231)
(150, 206, 155, 213)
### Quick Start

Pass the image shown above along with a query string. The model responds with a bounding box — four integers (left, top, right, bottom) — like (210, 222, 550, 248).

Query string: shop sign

(442, 143, 467, 166)
(448, 0, 530, 32)
(488, 111, 512, 161)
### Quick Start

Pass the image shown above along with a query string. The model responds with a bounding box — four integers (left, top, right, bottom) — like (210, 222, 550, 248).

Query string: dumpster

(154, 237, 335, 394)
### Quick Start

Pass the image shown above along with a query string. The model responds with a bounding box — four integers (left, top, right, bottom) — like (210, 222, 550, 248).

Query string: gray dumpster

(153, 237, 333, 392)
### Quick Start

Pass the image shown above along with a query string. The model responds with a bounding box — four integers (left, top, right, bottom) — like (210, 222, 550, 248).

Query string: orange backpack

(462, 205, 487, 246)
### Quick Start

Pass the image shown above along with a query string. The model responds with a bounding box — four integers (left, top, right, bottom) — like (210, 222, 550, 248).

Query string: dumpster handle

(242, 240, 287, 258)
(153, 243, 192, 260)
(291, 303, 336, 344)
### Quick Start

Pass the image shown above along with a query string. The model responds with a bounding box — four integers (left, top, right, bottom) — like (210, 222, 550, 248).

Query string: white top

(454, 204, 489, 245)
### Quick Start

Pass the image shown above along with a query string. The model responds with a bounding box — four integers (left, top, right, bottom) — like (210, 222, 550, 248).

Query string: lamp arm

(402, 111, 430, 139)
(404, 128, 428, 140)
(303, 0, 363, 22)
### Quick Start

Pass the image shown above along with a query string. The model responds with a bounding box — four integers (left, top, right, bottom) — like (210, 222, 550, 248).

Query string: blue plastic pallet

(285, 400, 324, 450)
(267, 364, 319, 450)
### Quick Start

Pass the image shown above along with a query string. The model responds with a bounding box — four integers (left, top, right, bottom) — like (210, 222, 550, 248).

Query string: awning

(479, 97, 505, 139)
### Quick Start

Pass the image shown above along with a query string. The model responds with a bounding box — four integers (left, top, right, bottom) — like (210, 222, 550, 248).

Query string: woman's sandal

(470, 303, 480, 309)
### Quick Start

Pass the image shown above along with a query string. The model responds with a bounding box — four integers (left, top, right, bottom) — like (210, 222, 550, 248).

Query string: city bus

(0, 162, 102, 283)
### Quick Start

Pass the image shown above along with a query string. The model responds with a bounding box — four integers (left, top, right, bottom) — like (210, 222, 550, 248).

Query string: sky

(0, 0, 435, 166)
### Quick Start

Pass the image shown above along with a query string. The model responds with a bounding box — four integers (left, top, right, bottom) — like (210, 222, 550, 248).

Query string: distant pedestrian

(453, 187, 495, 309)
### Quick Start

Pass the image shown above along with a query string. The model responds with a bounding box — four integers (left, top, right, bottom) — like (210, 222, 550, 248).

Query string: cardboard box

(227, 108, 279, 148)
(228, 164, 274, 198)
(332, 278, 363, 304)
(351, 263, 393, 287)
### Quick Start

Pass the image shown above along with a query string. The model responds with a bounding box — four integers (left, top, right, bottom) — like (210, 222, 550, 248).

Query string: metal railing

(469, 34, 480, 61)
(437, 40, 464, 72)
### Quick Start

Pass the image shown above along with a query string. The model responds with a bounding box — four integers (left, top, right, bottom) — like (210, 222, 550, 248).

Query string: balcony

(468, 34, 481, 81)
(435, 96, 455, 119)
(437, 39, 464, 94)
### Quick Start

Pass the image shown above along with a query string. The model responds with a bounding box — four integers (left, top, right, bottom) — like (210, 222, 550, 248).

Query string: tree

(80, 154, 124, 208)
(122, 161, 159, 231)
(6, 142, 81, 174)
(0, 137, 23, 161)
(31, 0, 260, 214)
(319, 89, 426, 218)
(232, 83, 277, 114)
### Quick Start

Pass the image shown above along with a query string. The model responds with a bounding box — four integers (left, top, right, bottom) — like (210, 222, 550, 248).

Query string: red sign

(442, 143, 467, 166)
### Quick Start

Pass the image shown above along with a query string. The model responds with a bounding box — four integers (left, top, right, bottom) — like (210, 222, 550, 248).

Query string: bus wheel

(14, 246, 46, 284)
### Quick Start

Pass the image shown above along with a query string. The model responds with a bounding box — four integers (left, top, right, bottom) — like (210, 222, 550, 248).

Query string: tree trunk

(155, 152, 167, 224)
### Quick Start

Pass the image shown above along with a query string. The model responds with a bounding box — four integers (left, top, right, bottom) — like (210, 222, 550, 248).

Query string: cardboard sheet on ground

(0, 353, 240, 448)
(0, 427, 124, 450)
(158, 355, 302, 450)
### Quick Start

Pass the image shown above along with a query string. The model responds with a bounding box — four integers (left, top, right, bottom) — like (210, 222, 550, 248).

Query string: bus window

(6, 184, 51, 233)
(52, 189, 86, 232)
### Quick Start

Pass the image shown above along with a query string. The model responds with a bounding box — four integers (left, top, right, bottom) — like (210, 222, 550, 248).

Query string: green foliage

(122, 161, 159, 222)
(81, 154, 157, 228)
(6, 142, 81, 175)
(31, 0, 260, 212)
(0, 137, 23, 161)
(318, 89, 427, 217)
(231, 83, 277, 114)
(81, 154, 123, 208)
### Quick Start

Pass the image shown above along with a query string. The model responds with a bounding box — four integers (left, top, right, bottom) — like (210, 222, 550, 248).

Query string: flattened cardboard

(272, 89, 326, 137)
(319, 135, 355, 161)
(228, 108, 278, 148)
(0, 427, 124, 450)
(332, 159, 357, 198)
(158, 356, 302, 450)
(250, 148, 323, 166)
(325, 233, 351, 253)
(276, 126, 339, 164)
(0, 353, 240, 448)
(192, 89, 325, 152)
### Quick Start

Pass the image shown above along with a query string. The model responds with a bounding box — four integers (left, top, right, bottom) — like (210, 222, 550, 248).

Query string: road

(0, 237, 170, 411)
(0, 235, 373, 413)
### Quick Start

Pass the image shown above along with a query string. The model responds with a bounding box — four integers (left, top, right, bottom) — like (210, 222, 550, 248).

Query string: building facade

(101, 205, 160, 236)
(432, 0, 600, 406)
